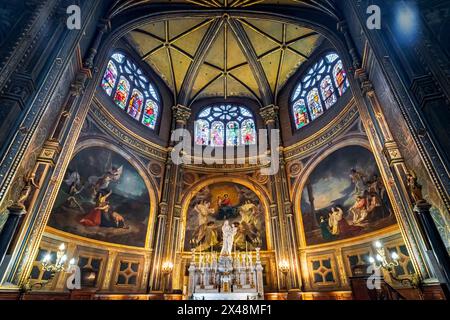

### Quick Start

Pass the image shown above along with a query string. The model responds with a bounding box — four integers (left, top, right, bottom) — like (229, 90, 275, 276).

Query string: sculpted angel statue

(220, 220, 237, 256)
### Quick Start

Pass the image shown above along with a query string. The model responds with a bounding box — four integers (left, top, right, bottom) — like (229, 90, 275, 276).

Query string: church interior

(0, 0, 449, 301)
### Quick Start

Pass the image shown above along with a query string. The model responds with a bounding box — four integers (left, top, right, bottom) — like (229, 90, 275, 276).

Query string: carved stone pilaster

(172, 105, 191, 126)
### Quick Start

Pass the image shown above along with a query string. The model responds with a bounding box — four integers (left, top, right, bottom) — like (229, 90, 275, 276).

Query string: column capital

(355, 68, 375, 96)
(337, 20, 348, 33)
(172, 104, 191, 125)
(260, 105, 279, 124)
(383, 140, 404, 165)
(414, 201, 432, 213)
(37, 139, 62, 166)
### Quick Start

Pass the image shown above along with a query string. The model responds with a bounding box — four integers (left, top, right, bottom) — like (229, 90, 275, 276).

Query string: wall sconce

(368, 240, 421, 289)
(161, 261, 174, 295)
(278, 259, 290, 275)
(162, 261, 174, 274)
(41, 243, 75, 275)
(22, 243, 75, 293)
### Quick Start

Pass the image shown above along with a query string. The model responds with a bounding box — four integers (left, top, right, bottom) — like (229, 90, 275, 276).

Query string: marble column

(260, 105, 299, 291)
(414, 202, 450, 296)
(150, 104, 191, 292)
(0, 206, 26, 267)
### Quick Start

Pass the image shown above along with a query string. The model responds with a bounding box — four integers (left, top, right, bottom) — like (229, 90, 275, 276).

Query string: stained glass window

(142, 100, 158, 129)
(195, 104, 256, 147)
(307, 88, 323, 120)
(195, 120, 210, 145)
(114, 77, 130, 109)
(333, 60, 349, 96)
(291, 52, 348, 130)
(101, 52, 161, 130)
(320, 75, 337, 109)
(241, 119, 256, 145)
(293, 99, 309, 129)
(226, 121, 240, 146)
(210, 121, 225, 147)
(101, 61, 118, 96)
(128, 89, 144, 120)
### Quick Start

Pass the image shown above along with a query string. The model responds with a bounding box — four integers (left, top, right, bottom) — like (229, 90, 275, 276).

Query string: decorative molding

(284, 102, 359, 161)
(90, 100, 168, 162)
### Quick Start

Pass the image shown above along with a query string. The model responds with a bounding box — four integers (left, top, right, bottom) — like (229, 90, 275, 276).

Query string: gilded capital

(355, 68, 374, 96)
(260, 105, 279, 124)
(37, 139, 62, 166)
(383, 140, 403, 165)
(172, 104, 191, 124)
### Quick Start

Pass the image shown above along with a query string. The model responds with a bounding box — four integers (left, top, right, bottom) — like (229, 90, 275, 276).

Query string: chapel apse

(300, 145, 396, 246)
(183, 182, 267, 252)
(48, 147, 151, 247)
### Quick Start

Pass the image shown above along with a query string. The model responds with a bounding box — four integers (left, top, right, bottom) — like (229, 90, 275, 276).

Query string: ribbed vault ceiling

(127, 15, 323, 106)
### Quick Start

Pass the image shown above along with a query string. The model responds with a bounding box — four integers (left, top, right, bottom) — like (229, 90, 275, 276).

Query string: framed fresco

(48, 147, 151, 247)
(300, 146, 396, 246)
(183, 182, 267, 252)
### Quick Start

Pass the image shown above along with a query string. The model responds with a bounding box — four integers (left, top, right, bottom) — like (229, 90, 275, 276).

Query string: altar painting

(184, 182, 267, 252)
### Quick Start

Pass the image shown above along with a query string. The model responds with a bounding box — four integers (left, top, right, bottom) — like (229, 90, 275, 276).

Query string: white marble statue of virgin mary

(220, 220, 237, 256)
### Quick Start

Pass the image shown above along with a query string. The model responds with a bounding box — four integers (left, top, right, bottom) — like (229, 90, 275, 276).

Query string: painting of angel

(48, 147, 151, 247)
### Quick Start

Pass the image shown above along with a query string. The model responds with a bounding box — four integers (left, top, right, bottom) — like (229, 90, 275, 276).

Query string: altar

(187, 248, 264, 300)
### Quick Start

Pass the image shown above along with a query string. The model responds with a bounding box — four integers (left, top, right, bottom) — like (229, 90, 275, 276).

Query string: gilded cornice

(91, 97, 168, 162)
(284, 99, 359, 161)
(182, 160, 268, 173)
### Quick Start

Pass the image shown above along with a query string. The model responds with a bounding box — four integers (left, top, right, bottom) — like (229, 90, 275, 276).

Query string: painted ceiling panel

(289, 33, 323, 57)
(240, 22, 279, 57)
(170, 48, 192, 93)
(128, 30, 161, 57)
(171, 21, 211, 56)
(204, 26, 225, 69)
(127, 14, 324, 105)
(168, 18, 208, 40)
(191, 64, 223, 98)
(229, 64, 259, 98)
(139, 21, 166, 41)
(226, 26, 247, 69)
(279, 50, 306, 92)
(196, 76, 225, 99)
(260, 50, 282, 93)
(243, 19, 283, 42)
(285, 25, 315, 42)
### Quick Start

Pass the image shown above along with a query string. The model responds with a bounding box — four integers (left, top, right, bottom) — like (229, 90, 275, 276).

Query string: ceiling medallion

(186, 0, 269, 8)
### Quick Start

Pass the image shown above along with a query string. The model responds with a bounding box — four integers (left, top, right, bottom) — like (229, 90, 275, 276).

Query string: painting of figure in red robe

(48, 147, 150, 247)
(300, 146, 396, 246)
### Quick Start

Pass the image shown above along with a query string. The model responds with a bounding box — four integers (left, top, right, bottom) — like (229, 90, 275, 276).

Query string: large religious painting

(300, 146, 396, 246)
(184, 182, 267, 252)
(48, 147, 151, 247)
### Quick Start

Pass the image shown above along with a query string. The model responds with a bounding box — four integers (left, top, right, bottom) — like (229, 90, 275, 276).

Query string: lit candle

(58, 243, 66, 252)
